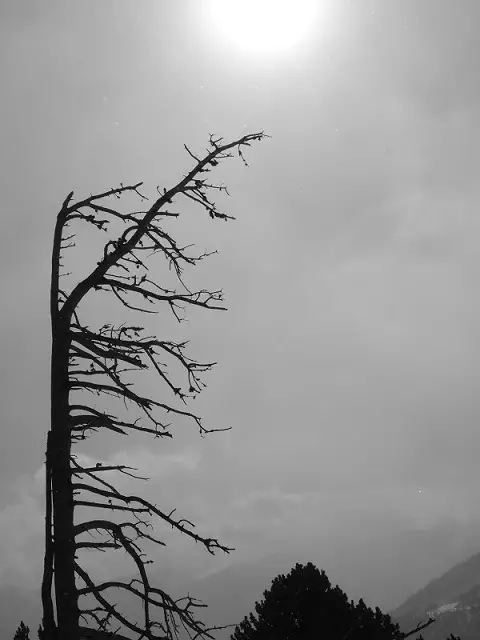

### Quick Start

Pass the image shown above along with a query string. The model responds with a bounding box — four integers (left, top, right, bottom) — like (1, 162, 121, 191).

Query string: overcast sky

(1, 0, 480, 605)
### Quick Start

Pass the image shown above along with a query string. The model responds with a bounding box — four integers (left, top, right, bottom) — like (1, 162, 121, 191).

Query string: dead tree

(41, 132, 266, 640)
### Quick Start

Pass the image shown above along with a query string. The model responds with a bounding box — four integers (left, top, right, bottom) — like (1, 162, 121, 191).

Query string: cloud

(0, 447, 205, 587)
(0, 472, 44, 587)
(109, 447, 201, 477)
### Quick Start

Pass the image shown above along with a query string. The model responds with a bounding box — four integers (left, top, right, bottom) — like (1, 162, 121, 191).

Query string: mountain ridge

(392, 552, 480, 640)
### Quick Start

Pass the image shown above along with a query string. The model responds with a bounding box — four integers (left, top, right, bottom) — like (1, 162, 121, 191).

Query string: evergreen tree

(230, 562, 401, 640)
(13, 622, 30, 640)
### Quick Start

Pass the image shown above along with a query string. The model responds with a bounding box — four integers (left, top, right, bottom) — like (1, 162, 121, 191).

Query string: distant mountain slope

(178, 525, 480, 620)
(165, 527, 480, 638)
(393, 552, 480, 620)
(392, 552, 480, 640)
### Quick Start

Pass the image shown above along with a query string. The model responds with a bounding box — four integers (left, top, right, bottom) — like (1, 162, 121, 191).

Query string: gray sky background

(1, 0, 480, 607)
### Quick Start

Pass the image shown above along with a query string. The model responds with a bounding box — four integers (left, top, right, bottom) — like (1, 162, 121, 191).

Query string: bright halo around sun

(208, 0, 318, 54)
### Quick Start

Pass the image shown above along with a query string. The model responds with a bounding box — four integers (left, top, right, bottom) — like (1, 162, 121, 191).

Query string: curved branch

(73, 488, 233, 554)
(401, 617, 436, 639)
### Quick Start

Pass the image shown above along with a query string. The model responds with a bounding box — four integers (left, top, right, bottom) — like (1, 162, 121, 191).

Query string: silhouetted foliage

(230, 563, 443, 640)
(13, 621, 30, 640)
(230, 562, 402, 640)
(40, 132, 266, 640)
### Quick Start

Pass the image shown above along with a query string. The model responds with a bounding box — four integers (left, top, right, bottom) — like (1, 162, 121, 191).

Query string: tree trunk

(50, 327, 78, 638)
(41, 432, 55, 639)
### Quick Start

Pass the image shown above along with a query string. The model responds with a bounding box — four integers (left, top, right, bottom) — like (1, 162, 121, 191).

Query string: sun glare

(208, 0, 318, 54)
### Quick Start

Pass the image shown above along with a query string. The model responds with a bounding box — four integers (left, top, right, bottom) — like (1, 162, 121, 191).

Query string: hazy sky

(1, 0, 480, 604)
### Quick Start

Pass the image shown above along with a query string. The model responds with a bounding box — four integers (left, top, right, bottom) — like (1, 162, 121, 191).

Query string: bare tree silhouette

(40, 132, 267, 640)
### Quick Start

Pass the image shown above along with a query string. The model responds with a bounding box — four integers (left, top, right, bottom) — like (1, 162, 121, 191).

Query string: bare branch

(74, 488, 233, 554)
(401, 617, 436, 639)
(71, 463, 149, 481)
(60, 132, 266, 321)
(65, 182, 146, 216)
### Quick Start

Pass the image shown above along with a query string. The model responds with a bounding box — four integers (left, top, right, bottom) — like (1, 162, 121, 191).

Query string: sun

(208, 0, 318, 55)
